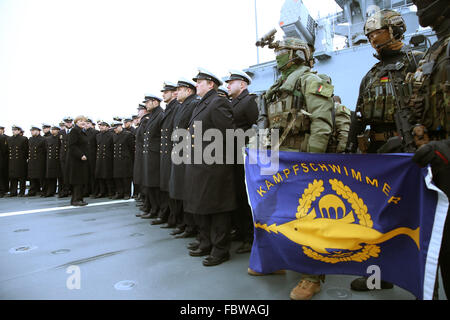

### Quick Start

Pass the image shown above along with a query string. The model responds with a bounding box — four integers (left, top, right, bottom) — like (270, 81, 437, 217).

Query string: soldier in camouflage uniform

(253, 36, 334, 300)
(346, 10, 424, 155)
(346, 8, 423, 292)
(410, 0, 450, 299)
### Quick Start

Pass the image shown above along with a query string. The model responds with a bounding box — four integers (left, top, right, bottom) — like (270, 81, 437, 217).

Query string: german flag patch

(317, 85, 323, 93)
(380, 77, 389, 83)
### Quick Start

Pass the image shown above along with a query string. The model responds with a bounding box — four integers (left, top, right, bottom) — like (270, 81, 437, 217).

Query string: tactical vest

(356, 49, 421, 151)
(406, 36, 450, 140)
(359, 51, 419, 125)
(267, 92, 311, 150)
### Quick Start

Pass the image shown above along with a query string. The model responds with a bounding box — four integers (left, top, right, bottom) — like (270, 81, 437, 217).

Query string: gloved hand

(413, 139, 450, 197)
(413, 140, 450, 168)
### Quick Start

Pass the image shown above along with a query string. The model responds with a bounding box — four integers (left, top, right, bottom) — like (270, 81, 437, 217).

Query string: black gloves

(413, 139, 450, 197)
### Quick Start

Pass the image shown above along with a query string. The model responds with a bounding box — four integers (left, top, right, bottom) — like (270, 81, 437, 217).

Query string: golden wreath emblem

(297, 179, 380, 264)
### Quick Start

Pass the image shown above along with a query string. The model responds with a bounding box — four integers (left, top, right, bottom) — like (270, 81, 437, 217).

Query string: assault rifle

(377, 63, 419, 153)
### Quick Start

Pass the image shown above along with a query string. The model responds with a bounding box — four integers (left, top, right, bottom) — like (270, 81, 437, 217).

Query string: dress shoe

(202, 253, 230, 266)
(140, 213, 153, 219)
(170, 228, 185, 236)
(236, 242, 253, 254)
(123, 196, 130, 200)
(135, 213, 143, 217)
(247, 268, 286, 276)
(8, 193, 17, 197)
(111, 194, 123, 200)
(151, 218, 167, 225)
(160, 223, 176, 229)
(18, 193, 25, 197)
(72, 201, 88, 207)
(94, 194, 105, 199)
(27, 193, 36, 197)
(189, 248, 211, 257)
(350, 277, 393, 291)
(40, 194, 46, 197)
(175, 231, 196, 239)
(149, 212, 158, 219)
(58, 193, 68, 198)
(187, 240, 200, 250)
(44, 194, 54, 198)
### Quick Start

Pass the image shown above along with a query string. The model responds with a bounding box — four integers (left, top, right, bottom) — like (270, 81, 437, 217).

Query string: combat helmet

(412, 0, 450, 28)
(274, 37, 313, 69)
(364, 9, 406, 40)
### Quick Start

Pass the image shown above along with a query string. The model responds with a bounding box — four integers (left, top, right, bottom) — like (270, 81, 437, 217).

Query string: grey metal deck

(0, 197, 446, 300)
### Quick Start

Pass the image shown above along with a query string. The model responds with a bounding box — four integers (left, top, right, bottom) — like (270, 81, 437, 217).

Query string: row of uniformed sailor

(136, 68, 258, 267)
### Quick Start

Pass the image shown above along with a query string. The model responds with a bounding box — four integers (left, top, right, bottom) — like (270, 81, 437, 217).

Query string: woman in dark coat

(67, 116, 89, 206)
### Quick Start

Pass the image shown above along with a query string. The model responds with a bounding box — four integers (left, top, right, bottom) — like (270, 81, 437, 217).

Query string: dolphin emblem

(255, 209, 420, 254)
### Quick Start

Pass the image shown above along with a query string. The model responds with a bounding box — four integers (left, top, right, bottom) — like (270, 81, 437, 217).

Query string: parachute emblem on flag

(255, 179, 420, 264)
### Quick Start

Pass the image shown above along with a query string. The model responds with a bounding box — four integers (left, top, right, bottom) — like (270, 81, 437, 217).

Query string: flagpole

(255, 0, 260, 64)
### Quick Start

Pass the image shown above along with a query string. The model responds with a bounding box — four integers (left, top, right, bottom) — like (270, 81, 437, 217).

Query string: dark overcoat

(7, 135, 28, 178)
(95, 130, 114, 179)
(59, 129, 70, 182)
(45, 135, 61, 178)
(67, 125, 89, 185)
(183, 89, 237, 214)
(169, 94, 198, 200)
(113, 130, 134, 178)
(86, 128, 98, 178)
(159, 99, 179, 192)
(0, 134, 8, 175)
(28, 135, 47, 179)
(133, 113, 151, 185)
(142, 106, 163, 188)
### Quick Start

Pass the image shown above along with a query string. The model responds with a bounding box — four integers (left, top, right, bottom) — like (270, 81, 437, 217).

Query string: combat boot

(290, 279, 321, 300)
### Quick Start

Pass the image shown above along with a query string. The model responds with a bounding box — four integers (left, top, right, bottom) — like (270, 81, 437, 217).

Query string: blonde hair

(74, 115, 88, 124)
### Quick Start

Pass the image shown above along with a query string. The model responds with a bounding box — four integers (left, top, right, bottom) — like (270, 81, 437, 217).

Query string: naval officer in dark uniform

(112, 120, 134, 199)
(169, 77, 200, 237)
(58, 116, 73, 198)
(141, 94, 164, 220)
(7, 125, 28, 196)
(44, 125, 61, 197)
(95, 121, 114, 198)
(134, 104, 151, 214)
(154, 82, 180, 227)
(184, 68, 237, 267)
(27, 125, 47, 196)
(225, 69, 258, 254)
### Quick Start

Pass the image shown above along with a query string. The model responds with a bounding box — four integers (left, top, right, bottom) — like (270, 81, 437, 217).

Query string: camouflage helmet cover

(275, 37, 312, 63)
(363, 9, 406, 37)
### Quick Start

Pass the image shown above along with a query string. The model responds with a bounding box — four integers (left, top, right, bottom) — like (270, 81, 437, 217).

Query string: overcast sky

(0, 0, 342, 136)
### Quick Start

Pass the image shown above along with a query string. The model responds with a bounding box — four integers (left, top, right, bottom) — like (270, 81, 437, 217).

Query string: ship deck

(0, 196, 446, 300)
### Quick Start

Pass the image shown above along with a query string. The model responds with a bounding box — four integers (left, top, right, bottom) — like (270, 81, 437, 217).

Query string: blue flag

(244, 149, 449, 300)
